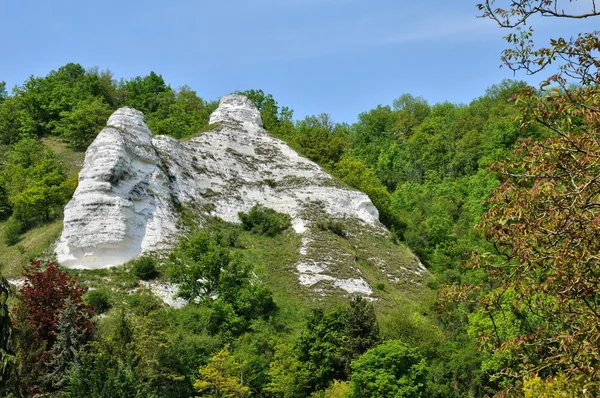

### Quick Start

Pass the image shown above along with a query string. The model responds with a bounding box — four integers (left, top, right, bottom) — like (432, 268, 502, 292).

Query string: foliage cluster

(238, 204, 292, 237)
(435, 1, 600, 396)
(0, 136, 75, 244)
(0, 64, 215, 147)
(5, 260, 94, 395)
(349, 340, 427, 398)
(315, 217, 346, 238)
(295, 297, 381, 391)
(169, 227, 278, 338)
(132, 256, 159, 281)
(85, 288, 112, 314)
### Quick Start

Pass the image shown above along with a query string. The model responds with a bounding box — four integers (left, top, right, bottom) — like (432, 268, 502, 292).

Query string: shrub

(238, 204, 291, 237)
(218, 229, 240, 248)
(85, 289, 111, 314)
(132, 256, 158, 280)
(125, 291, 162, 316)
(316, 218, 346, 238)
(4, 216, 22, 246)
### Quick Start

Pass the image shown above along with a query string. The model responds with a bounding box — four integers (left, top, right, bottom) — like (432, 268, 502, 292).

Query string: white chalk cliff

(56, 94, 425, 295)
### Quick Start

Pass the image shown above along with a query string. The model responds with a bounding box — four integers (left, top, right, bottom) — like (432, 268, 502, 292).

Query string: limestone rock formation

(55, 108, 177, 268)
(56, 94, 425, 296)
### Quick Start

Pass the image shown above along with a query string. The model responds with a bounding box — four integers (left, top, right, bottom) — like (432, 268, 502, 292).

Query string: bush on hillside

(315, 218, 346, 238)
(238, 204, 291, 237)
(85, 289, 112, 314)
(132, 256, 158, 280)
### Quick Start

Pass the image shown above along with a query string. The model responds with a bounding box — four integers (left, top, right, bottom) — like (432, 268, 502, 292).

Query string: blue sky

(1, 0, 596, 122)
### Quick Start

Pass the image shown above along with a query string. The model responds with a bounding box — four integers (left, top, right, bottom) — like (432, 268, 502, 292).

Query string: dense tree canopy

(437, 0, 600, 395)
(295, 297, 381, 391)
(0, 64, 214, 147)
(348, 340, 427, 398)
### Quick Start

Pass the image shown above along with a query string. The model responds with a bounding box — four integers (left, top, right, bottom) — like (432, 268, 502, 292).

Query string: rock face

(56, 94, 425, 296)
(56, 108, 177, 268)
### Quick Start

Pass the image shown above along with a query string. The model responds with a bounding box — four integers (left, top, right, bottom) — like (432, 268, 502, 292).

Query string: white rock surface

(56, 108, 178, 268)
(57, 95, 380, 280)
(7, 278, 25, 289)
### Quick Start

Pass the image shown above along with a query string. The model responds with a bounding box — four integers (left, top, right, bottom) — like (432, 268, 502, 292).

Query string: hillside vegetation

(0, 59, 577, 397)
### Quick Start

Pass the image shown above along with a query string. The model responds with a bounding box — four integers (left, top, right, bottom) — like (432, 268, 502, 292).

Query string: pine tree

(44, 297, 89, 390)
(345, 296, 381, 362)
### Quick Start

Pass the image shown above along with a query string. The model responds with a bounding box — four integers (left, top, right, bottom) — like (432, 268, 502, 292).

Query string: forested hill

(0, 65, 546, 277)
(0, 64, 551, 396)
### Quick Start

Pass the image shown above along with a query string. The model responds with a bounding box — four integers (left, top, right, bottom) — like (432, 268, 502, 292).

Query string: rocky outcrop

(57, 95, 378, 263)
(56, 94, 425, 296)
(55, 108, 178, 268)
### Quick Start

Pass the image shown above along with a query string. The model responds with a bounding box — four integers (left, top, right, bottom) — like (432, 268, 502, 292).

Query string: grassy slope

(225, 216, 433, 335)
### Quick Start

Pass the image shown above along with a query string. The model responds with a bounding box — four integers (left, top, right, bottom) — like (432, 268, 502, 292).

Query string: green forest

(1, 1, 600, 397)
